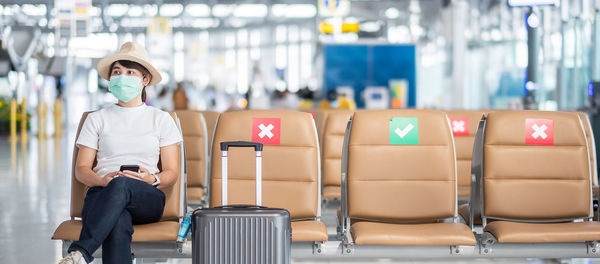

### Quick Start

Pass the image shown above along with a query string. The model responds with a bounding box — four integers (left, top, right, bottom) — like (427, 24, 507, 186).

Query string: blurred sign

(147, 17, 173, 72)
(55, 0, 90, 39)
(318, 0, 350, 17)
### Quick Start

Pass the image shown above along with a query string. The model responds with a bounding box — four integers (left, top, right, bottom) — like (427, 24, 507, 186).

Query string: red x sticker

(449, 117, 469, 136)
(525, 118, 553, 145)
(252, 118, 281, 145)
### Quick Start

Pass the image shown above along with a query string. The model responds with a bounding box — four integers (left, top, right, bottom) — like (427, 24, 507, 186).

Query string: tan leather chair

(577, 112, 599, 196)
(200, 111, 220, 149)
(315, 110, 333, 145)
(321, 111, 353, 199)
(52, 112, 185, 253)
(209, 110, 328, 243)
(176, 110, 220, 204)
(446, 110, 487, 199)
(479, 111, 600, 245)
(342, 110, 476, 247)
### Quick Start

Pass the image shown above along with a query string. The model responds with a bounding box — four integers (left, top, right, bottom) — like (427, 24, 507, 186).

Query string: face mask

(109, 75, 142, 102)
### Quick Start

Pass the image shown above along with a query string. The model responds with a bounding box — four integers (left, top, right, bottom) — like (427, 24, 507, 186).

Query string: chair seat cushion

(187, 187, 205, 201)
(52, 220, 180, 242)
(351, 221, 476, 246)
(322, 186, 341, 199)
(484, 220, 600, 243)
(291, 220, 328, 242)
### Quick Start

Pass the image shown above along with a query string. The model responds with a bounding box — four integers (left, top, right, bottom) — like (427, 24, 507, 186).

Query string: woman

(59, 42, 182, 264)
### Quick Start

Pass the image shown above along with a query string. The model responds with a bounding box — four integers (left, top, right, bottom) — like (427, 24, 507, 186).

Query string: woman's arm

(156, 143, 180, 189)
(75, 145, 115, 187)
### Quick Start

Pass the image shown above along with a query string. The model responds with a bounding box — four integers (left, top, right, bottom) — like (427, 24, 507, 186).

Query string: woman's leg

(102, 210, 134, 264)
(68, 177, 137, 263)
(68, 177, 166, 263)
(101, 180, 164, 263)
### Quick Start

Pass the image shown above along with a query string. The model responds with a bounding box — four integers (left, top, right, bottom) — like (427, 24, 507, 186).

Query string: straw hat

(97, 42, 162, 86)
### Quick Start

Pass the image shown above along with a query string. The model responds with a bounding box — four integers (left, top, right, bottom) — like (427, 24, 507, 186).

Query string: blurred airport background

(2, 0, 600, 263)
(0, 0, 599, 139)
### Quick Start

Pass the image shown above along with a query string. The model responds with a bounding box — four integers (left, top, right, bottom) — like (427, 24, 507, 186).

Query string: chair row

(53, 109, 600, 260)
(337, 109, 600, 257)
(182, 109, 600, 252)
(320, 110, 599, 202)
(53, 109, 329, 261)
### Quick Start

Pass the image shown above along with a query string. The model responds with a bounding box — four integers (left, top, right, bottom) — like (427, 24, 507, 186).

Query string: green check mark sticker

(390, 117, 419, 145)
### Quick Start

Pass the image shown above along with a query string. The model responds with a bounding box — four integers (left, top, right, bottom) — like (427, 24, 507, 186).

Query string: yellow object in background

(54, 99, 63, 138)
(10, 99, 17, 141)
(319, 22, 360, 34)
(337, 96, 357, 110)
(298, 99, 314, 110)
(319, 100, 334, 110)
(38, 100, 47, 140)
(20, 98, 27, 142)
(341, 23, 359, 33)
(319, 22, 334, 34)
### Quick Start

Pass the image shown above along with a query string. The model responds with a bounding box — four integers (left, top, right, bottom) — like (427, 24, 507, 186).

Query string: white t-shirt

(76, 103, 183, 178)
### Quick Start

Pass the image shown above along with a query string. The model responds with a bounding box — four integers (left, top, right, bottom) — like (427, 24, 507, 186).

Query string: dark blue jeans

(68, 177, 165, 263)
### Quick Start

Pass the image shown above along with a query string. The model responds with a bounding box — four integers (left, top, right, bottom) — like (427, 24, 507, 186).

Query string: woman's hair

(109, 60, 152, 102)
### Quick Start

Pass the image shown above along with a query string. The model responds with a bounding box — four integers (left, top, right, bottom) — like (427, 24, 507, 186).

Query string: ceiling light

(128, 5, 143, 17)
(212, 4, 235, 17)
(22, 4, 46, 16)
(234, 4, 267, 18)
(160, 4, 183, 17)
(144, 5, 158, 16)
(106, 4, 128, 17)
(186, 4, 210, 17)
(385, 7, 399, 19)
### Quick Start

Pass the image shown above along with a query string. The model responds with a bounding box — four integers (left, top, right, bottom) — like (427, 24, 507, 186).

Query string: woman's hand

(120, 166, 155, 185)
(101, 171, 120, 187)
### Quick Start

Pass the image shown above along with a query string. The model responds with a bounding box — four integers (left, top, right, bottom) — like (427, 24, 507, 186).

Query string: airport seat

(321, 111, 353, 199)
(315, 110, 333, 144)
(577, 112, 599, 197)
(176, 110, 220, 205)
(445, 110, 487, 199)
(52, 112, 187, 256)
(209, 110, 328, 243)
(341, 110, 476, 248)
(473, 111, 600, 248)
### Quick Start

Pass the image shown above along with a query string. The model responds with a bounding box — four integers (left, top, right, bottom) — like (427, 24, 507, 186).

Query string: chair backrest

(322, 111, 353, 187)
(200, 110, 221, 154)
(483, 111, 592, 221)
(346, 110, 457, 222)
(175, 110, 208, 189)
(445, 110, 487, 194)
(577, 112, 598, 186)
(209, 110, 321, 219)
(71, 111, 183, 221)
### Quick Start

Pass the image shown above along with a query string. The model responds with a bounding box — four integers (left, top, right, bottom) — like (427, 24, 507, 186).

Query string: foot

(58, 251, 88, 264)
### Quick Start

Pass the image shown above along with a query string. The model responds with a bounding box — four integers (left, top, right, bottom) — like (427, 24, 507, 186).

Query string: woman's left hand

(120, 166, 155, 185)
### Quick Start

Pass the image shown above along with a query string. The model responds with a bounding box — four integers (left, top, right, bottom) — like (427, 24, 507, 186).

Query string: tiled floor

(0, 135, 598, 263)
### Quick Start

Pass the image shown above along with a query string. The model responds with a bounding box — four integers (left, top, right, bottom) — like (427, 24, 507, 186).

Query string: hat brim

(97, 54, 162, 86)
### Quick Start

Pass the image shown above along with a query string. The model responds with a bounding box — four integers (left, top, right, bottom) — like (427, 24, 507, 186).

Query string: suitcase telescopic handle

(220, 141, 264, 206)
(215, 204, 269, 209)
(220, 141, 263, 151)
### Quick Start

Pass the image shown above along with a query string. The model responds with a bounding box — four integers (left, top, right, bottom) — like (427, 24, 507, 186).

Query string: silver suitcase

(192, 141, 291, 264)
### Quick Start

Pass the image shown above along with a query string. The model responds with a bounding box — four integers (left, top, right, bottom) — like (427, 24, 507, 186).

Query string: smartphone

(120, 165, 139, 172)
